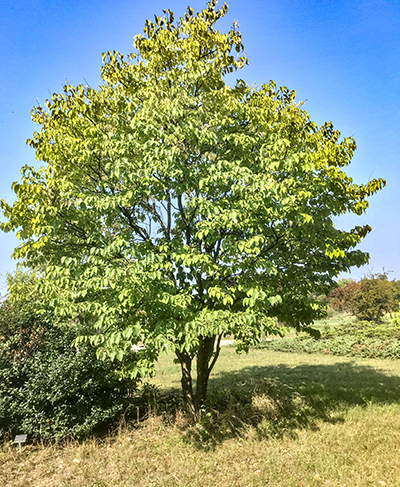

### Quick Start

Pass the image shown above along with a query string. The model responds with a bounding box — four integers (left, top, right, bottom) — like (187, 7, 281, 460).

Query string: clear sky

(0, 0, 399, 287)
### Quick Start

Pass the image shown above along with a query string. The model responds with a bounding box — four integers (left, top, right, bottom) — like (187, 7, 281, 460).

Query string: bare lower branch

(207, 333, 223, 376)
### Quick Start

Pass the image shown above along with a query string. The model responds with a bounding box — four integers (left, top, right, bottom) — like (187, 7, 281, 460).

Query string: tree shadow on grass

(183, 361, 400, 449)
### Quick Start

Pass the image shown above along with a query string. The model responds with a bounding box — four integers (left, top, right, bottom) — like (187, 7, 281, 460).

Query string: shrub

(255, 336, 400, 360)
(322, 319, 400, 340)
(0, 275, 139, 440)
(330, 273, 398, 322)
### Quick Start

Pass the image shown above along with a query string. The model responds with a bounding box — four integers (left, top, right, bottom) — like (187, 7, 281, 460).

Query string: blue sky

(0, 0, 399, 286)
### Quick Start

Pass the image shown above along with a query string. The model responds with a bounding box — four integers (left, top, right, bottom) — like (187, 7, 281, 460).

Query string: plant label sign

(14, 434, 27, 452)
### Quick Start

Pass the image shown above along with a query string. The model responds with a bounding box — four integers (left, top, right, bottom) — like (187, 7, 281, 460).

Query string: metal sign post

(14, 434, 27, 453)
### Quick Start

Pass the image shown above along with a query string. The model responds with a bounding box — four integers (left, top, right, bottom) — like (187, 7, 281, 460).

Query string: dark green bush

(0, 283, 139, 441)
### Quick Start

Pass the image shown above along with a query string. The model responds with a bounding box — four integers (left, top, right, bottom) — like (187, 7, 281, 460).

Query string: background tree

(330, 272, 397, 322)
(329, 279, 360, 314)
(337, 278, 354, 288)
(0, 1, 385, 418)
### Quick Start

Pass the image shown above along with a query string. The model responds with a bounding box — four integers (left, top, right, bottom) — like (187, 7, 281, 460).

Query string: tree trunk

(177, 335, 223, 421)
(176, 350, 196, 419)
(194, 335, 215, 412)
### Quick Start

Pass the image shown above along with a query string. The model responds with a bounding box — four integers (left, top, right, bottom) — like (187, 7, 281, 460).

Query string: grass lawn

(1, 348, 400, 486)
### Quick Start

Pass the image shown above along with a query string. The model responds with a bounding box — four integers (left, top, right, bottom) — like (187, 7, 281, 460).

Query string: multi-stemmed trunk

(176, 335, 222, 420)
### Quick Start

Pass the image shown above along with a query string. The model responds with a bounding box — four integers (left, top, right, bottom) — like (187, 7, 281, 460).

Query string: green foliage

(337, 278, 353, 288)
(256, 312, 400, 359)
(0, 2, 385, 414)
(0, 273, 138, 440)
(323, 319, 400, 340)
(330, 273, 398, 322)
(256, 336, 400, 360)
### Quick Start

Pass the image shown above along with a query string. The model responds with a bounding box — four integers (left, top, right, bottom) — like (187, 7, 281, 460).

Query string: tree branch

(117, 204, 152, 243)
(177, 194, 191, 244)
(207, 333, 223, 376)
(140, 197, 169, 239)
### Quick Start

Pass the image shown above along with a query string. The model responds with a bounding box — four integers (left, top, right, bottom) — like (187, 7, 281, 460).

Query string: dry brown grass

(2, 409, 400, 487)
(2, 349, 400, 486)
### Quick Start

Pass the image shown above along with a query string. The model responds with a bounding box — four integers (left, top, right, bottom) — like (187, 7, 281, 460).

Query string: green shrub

(329, 273, 398, 322)
(0, 277, 139, 441)
(323, 319, 400, 340)
(255, 336, 400, 360)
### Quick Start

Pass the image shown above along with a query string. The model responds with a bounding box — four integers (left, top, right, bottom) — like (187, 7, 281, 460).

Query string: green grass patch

(149, 348, 400, 443)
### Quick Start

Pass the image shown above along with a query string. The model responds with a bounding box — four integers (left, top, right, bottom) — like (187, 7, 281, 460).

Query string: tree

(330, 273, 397, 322)
(0, 1, 385, 418)
(329, 279, 360, 313)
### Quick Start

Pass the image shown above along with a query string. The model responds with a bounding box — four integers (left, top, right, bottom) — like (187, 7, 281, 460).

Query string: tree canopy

(0, 1, 385, 416)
